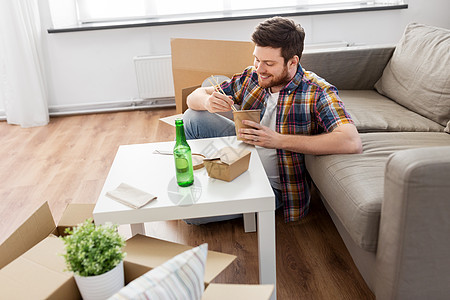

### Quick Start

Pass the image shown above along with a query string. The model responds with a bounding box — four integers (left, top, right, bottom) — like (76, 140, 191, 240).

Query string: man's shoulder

(241, 66, 257, 76)
(229, 66, 258, 85)
(301, 69, 336, 91)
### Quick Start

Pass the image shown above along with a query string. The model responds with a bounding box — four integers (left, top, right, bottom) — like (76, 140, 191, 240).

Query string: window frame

(47, 1, 408, 34)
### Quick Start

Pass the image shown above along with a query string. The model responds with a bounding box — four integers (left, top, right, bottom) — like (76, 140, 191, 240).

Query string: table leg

(243, 213, 256, 232)
(130, 223, 146, 236)
(257, 210, 277, 300)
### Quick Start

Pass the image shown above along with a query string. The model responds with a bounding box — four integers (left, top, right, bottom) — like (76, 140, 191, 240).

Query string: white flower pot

(74, 260, 124, 300)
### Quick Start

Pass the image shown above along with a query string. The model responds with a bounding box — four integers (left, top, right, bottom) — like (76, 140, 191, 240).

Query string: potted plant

(61, 219, 126, 300)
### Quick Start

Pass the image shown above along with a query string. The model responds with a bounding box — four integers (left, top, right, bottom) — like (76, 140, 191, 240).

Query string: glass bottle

(173, 119, 194, 187)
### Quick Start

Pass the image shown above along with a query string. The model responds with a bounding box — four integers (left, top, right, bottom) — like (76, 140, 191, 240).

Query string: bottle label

(175, 157, 189, 173)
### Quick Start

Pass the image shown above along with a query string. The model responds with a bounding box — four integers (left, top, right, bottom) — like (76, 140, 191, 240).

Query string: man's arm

(187, 86, 235, 113)
(239, 121, 363, 155)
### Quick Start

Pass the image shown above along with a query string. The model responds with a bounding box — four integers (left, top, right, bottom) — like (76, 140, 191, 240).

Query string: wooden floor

(0, 108, 374, 299)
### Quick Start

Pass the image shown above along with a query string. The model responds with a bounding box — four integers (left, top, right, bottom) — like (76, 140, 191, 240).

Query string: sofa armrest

(301, 45, 395, 90)
(376, 146, 450, 299)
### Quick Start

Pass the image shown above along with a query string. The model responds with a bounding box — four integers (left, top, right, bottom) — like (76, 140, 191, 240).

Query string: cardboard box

(0, 202, 273, 299)
(0, 202, 95, 299)
(123, 234, 236, 286)
(204, 147, 251, 182)
(0, 202, 94, 269)
(171, 38, 254, 114)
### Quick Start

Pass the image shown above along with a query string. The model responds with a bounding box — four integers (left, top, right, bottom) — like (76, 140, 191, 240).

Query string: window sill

(47, 3, 407, 34)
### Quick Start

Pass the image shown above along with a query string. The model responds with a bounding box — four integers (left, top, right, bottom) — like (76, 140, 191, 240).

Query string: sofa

(171, 23, 449, 299)
(303, 23, 450, 299)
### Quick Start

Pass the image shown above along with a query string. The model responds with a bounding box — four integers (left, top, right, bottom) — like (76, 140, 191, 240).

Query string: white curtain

(0, 0, 49, 128)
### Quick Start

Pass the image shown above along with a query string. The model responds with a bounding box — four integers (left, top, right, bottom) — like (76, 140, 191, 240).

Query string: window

(48, 0, 406, 32)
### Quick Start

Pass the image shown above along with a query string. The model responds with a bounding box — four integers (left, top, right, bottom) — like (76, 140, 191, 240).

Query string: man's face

(253, 46, 296, 92)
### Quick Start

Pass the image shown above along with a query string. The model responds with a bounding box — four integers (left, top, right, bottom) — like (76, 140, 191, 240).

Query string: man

(183, 16, 362, 224)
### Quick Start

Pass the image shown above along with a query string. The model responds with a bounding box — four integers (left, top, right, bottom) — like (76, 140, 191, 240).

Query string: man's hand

(239, 120, 282, 148)
(205, 91, 235, 113)
(187, 87, 235, 113)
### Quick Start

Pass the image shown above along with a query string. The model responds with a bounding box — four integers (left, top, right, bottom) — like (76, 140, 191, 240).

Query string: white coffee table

(93, 136, 276, 299)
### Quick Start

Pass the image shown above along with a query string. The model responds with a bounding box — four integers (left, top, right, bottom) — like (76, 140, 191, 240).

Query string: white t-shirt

(256, 91, 281, 190)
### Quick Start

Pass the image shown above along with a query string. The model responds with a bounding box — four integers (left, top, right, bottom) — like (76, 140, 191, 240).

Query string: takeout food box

(0, 202, 273, 299)
(171, 38, 254, 113)
(204, 146, 251, 182)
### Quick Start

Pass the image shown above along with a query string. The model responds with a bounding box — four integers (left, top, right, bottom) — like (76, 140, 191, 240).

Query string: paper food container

(203, 146, 251, 182)
(0, 202, 273, 300)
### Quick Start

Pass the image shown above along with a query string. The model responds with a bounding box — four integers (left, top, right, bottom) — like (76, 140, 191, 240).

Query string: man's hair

(251, 16, 305, 64)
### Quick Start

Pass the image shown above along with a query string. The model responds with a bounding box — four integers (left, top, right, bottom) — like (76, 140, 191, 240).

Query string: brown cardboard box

(204, 146, 251, 182)
(171, 38, 254, 114)
(124, 236, 273, 299)
(123, 234, 236, 286)
(0, 202, 94, 269)
(0, 202, 94, 299)
(0, 235, 81, 300)
(0, 202, 273, 299)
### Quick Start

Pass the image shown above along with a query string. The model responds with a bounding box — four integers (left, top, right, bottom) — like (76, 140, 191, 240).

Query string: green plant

(61, 219, 126, 277)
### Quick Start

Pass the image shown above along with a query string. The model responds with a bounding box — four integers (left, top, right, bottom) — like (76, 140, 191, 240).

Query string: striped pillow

(110, 243, 208, 300)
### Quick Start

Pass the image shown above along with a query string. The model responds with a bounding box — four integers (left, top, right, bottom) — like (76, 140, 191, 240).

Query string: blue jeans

(183, 109, 236, 140)
(183, 109, 283, 225)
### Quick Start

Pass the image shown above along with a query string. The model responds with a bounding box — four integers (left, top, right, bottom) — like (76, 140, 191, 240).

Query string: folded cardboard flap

(202, 283, 274, 300)
(204, 147, 251, 165)
(0, 202, 56, 269)
(57, 203, 95, 236)
(181, 84, 201, 113)
(124, 234, 236, 285)
(171, 38, 254, 113)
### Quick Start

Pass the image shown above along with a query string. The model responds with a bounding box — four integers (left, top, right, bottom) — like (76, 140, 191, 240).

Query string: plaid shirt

(221, 65, 353, 221)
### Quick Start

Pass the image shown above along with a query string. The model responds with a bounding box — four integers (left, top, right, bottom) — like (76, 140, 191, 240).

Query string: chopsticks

(208, 75, 237, 112)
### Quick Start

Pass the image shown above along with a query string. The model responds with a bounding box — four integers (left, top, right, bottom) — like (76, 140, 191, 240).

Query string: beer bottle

(173, 119, 194, 187)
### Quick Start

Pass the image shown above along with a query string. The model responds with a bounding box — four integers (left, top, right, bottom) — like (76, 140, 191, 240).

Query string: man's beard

(258, 65, 291, 90)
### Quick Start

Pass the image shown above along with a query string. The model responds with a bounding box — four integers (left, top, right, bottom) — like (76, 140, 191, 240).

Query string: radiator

(134, 55, 175, 100)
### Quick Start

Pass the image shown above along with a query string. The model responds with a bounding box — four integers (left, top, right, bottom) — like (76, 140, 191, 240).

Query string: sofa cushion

(301, 45, 394, 90)
(374, 23, 450, 127)
(339, 90, 444, 133)
(305, 132, 450, 252)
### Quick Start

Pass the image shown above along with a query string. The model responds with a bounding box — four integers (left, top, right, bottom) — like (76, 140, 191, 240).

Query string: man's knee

(183, 109, 235, 140)
(183, 109, 210, 140)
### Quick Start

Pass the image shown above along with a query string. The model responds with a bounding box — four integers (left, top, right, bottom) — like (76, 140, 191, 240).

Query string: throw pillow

(374, 23, 450, 127)
(109, 243, 208, 300)
(445, 121, 450, 133)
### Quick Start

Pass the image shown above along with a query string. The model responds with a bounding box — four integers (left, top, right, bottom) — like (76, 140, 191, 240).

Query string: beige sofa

(304, 23, 450, 299)
(171, 24, 450, 299)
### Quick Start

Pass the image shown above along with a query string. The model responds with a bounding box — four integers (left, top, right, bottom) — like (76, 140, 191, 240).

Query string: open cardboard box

(0, 202, 273, 299)
(171, 38, 254, 114)
(204, 146, 252, 182)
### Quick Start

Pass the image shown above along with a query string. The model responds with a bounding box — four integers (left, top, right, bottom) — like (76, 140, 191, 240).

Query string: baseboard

(0, 98, 175, 121)
(49, 97, 175, 116)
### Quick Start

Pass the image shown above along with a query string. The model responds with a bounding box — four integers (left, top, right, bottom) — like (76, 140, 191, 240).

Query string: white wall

(1, 0, 449, 113)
